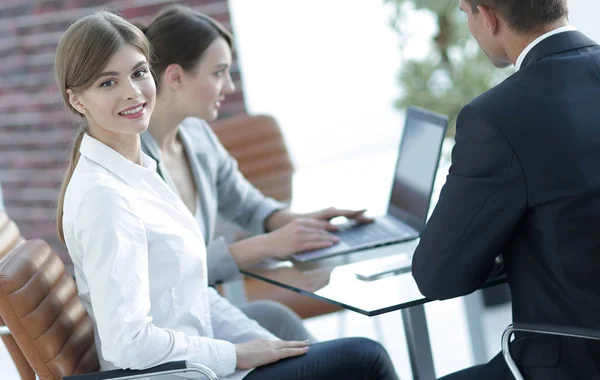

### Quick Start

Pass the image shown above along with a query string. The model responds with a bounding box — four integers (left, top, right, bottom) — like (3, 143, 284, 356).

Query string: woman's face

(69, 44, 156, 138)
(180, 37, 235, 121)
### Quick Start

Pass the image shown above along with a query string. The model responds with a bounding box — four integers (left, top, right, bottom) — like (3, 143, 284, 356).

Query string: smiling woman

(55, 11, 154, 242)
(67, 50, 154, 143)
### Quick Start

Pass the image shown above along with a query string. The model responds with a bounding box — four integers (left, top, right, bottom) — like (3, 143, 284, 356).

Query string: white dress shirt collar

(79, 134, 157, 186)
(515, 25, 577, 70)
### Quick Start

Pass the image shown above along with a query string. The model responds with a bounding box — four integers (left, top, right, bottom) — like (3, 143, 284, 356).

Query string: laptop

(292, 106, 448, 262)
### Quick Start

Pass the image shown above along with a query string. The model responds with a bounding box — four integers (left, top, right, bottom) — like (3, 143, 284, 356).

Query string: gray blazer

(141, 117, 285, 285)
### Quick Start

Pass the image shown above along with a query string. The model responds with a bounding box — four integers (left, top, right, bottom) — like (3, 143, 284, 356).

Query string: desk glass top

(242, 146, 506, 316)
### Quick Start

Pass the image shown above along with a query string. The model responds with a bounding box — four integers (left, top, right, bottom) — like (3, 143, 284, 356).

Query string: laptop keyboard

(337, 222, 415, 247)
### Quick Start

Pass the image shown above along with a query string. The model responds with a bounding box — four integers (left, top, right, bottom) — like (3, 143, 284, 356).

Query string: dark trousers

(439, 352, 510, 380)
(244, 337, 399, 380)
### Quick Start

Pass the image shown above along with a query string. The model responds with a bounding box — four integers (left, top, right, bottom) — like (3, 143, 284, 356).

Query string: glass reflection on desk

(243, 239, 425, 316)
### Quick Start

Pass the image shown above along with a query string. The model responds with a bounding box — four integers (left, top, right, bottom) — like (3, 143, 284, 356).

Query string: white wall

(229, 0, 437, 169)
(570, 2, 600, 42)
(230, 1, 600, 170)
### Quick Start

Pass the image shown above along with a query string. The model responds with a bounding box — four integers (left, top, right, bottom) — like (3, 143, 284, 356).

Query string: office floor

(0, 294, 511, 379)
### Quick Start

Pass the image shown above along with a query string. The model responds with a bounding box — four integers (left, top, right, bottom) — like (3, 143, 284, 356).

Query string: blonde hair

(55, 11, 151, 243)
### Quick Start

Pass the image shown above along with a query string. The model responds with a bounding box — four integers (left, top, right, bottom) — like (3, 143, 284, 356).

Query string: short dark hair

(465, 0, 568, 32)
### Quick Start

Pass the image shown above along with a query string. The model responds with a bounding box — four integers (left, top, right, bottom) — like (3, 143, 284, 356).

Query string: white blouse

(62, 135, 276, 380)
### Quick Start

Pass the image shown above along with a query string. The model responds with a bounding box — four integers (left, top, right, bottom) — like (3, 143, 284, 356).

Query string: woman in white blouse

(138, 4, 374, 344)
(55, 11, 398, 380)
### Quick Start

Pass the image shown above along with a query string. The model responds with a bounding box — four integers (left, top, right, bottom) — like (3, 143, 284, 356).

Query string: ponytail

(57, 125, 87, 243)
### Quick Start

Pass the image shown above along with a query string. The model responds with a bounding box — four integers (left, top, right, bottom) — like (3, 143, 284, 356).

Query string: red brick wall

(0, 0, 246, 260)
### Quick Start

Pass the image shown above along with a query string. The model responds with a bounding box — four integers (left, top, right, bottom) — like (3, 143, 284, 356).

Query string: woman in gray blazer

(138, 5, 372, 341)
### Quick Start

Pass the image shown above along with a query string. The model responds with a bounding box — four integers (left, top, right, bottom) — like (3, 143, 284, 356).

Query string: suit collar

(520, 31, 598, 70)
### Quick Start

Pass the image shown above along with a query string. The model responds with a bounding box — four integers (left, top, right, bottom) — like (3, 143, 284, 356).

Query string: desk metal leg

(402, 305, 436, 380)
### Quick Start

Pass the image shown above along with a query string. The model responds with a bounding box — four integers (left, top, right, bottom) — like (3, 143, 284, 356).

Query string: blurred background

(1, 1, 599, 379)
(1, 0, 599, 259)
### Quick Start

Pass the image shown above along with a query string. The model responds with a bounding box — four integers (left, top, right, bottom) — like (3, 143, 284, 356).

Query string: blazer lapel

(521, 31, 598, 70)
(178, 128, 215, 240)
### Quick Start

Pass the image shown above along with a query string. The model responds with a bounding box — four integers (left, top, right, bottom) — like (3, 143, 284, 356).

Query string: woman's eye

(133, 69, 147, 78)
(214, 70, 225, 78)
(100, 80, 116, 88)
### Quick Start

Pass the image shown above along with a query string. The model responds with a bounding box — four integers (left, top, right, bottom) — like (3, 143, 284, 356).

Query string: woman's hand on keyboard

(304, 207, 374, 226)
(266, 218, 340, 257)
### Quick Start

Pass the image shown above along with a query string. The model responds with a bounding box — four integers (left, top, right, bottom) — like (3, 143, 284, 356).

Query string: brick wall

(0, 0, 246, 260)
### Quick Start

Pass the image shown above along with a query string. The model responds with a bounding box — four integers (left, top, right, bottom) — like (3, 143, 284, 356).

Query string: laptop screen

(387, 107, 448, 232)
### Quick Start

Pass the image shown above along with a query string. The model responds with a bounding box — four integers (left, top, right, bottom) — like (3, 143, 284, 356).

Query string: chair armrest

(63, 361, 218, 380)
(488, 255, 505, 278)
(511, 322, 600, 340)
(0, 325, 10, 336)
(501, 323, 600, 380)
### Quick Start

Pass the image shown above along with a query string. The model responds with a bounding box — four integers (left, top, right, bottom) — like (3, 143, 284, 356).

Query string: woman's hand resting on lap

(235, 339, 310, 369)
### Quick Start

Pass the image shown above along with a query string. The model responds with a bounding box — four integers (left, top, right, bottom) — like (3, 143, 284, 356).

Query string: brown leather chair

(211, 114, 294, 202)
(211, 115, 342, 319)
(0, 212, 34, 379)
(0, 239, 216, 380)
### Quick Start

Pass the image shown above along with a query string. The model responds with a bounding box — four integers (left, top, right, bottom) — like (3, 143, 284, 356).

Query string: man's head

(459, 0, 569, 67)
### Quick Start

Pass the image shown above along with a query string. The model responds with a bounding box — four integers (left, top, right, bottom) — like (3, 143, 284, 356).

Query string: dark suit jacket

(412, 31, 600, 380)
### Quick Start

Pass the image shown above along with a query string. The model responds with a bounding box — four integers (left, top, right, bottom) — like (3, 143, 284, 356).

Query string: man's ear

(163, 63, 185, 90)
(67, 89, 86, 115)
(478, 5, 500, 34)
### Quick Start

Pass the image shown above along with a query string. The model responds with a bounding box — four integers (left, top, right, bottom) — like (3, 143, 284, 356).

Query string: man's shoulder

(468, 71, 527, 111)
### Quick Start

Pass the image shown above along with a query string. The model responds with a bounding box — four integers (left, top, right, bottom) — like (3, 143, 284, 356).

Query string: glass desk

(240, 145, 507, 380)
(243, 241, 506, 380)
(245, 240, 423, 317)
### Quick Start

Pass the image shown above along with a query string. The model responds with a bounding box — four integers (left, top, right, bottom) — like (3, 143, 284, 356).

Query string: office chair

(0, 239, 217, 380)
(0, 212, 34, 379)
(502, 323, 600, 380)
(211, 114, 294, 202)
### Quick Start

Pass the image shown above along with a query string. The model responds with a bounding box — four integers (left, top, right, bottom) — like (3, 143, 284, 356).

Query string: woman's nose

(225, 74, 235, 94)
(124, 81, 142, 100)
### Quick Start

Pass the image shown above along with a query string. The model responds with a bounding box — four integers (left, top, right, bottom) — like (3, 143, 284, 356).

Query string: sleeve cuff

(211, 339, 237, 376)
(206, 237, 241, 285)
(248, 198, 288, 236)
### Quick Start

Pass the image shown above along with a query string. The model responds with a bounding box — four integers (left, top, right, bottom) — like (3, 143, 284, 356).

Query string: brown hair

(140, 4, 233, 88)
(465, 0, 568, 32)
(55, 11, 151, 243)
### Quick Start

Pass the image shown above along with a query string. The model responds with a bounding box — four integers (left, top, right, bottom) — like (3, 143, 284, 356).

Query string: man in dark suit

(411, 0, 600, 379)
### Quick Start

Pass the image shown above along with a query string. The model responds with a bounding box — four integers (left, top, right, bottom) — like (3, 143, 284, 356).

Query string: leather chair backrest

(211, 114, 294, 202)
(0, 212, 35, 379)
(0, 212, 23, 258)
(0, 239, 99, 379)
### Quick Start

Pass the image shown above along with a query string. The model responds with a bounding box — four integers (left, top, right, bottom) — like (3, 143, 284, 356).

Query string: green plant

(387, 0, 511, 135)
